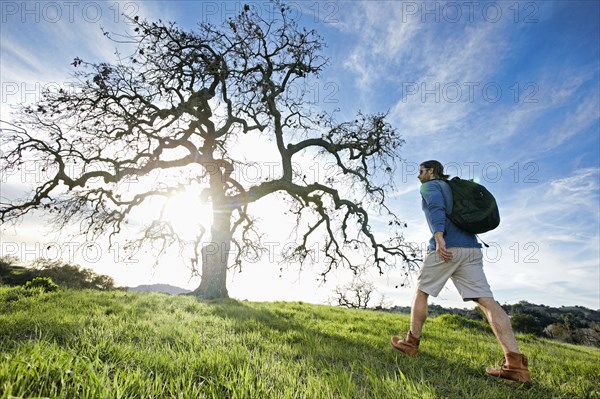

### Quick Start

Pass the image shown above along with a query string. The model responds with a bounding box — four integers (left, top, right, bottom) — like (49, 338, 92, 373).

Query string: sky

(0, 1, 599, 310)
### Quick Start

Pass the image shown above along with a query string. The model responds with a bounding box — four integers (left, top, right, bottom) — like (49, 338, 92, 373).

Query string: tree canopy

(0, 4, 419, 299)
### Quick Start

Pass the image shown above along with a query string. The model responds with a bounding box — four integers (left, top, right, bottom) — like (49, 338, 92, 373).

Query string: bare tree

(0, 4, 419, 299)
(330, 280, 376, 309)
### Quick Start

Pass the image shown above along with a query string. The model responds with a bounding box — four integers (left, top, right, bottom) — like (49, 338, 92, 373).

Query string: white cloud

(548, 167, 599, 198)
(543, 94, 600, 149)
(0, 1, 169, 121)
(481, 68, 599, 150)
(341, 2, 511, 95)
(482, 167, 600, 307)
(0, 38, 47, 77)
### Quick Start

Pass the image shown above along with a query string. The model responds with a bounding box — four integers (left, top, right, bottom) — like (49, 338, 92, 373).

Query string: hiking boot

(390, 331, 420, 356)
(486, 352, 531, 383)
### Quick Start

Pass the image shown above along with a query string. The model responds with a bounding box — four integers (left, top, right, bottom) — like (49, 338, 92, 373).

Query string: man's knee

(416, 289, 430, 299)
(474, 296, 496, 308)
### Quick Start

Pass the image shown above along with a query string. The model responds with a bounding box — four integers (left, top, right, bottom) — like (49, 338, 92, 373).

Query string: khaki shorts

(417, 247, 493, 301)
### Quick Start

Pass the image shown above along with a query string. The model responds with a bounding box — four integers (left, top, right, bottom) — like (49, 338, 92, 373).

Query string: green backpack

(444, 177, 500, 234)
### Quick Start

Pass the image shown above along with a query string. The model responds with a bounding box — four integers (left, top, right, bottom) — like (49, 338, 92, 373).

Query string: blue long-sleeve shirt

(420, 179, 481, 251)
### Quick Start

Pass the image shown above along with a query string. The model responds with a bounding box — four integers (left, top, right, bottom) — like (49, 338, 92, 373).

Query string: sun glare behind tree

(0, 3, 419, 299)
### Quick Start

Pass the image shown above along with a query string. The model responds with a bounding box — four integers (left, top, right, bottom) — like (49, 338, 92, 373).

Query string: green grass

(0, 287, 598, 398)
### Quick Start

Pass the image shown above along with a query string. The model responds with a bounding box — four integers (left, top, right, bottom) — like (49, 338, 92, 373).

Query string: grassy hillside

(1, 287, 598, 399)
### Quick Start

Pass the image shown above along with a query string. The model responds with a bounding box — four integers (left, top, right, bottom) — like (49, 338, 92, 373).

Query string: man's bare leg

(477, 297, 531, 382)
(390, 289, 429, 355)
(410, 289, 430, 338)
(475, 297, 519, 356)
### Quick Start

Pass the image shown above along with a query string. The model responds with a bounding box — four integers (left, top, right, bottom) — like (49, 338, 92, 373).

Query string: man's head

(418, 160, 449, 183)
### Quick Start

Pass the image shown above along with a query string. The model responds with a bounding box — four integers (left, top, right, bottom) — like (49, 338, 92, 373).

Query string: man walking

(390, 160, 530, 383)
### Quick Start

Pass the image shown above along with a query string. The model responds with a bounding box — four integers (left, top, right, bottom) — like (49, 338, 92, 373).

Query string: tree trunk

(193, 207, 232, 300)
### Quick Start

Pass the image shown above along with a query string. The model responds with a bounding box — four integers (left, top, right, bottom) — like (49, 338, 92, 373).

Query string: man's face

(418, 167, 434, 183)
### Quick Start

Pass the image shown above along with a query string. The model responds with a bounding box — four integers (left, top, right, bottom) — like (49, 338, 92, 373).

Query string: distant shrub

(1, 278, 59, 303)
(0, 256, 36, 285)
(0, 257, 115, 290)
(25, 277, 59, 293)
(31, 259, 116, 290)
(2, 286, 45, 302)
(545, 321, 600, 347)
(511, 313, 543, 335)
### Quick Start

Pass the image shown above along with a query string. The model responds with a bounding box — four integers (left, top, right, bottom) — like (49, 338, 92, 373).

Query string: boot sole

(389, 340, 418, 356)
(486, 370, 531, 384)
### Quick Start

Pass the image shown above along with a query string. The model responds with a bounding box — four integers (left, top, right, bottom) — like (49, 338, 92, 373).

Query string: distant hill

(128, 284, 192, 295)
(387, 300, 600, 347)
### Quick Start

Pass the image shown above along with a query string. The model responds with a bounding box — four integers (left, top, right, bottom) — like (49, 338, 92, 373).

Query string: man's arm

(434, 231, 453, 261)
(421, 182, 453, 261)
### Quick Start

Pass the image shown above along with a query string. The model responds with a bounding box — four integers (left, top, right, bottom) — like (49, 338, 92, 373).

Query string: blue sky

(1, 1, 599, 309)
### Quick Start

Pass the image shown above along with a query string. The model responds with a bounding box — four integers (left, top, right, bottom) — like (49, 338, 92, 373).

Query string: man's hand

(434, 231, 453, 261)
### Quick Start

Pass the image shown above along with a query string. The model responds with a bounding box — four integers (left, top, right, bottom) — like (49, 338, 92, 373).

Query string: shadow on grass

(204, 298, 380, 354)
(394, 351, 560, 399)
(203, 298, 566, 399)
